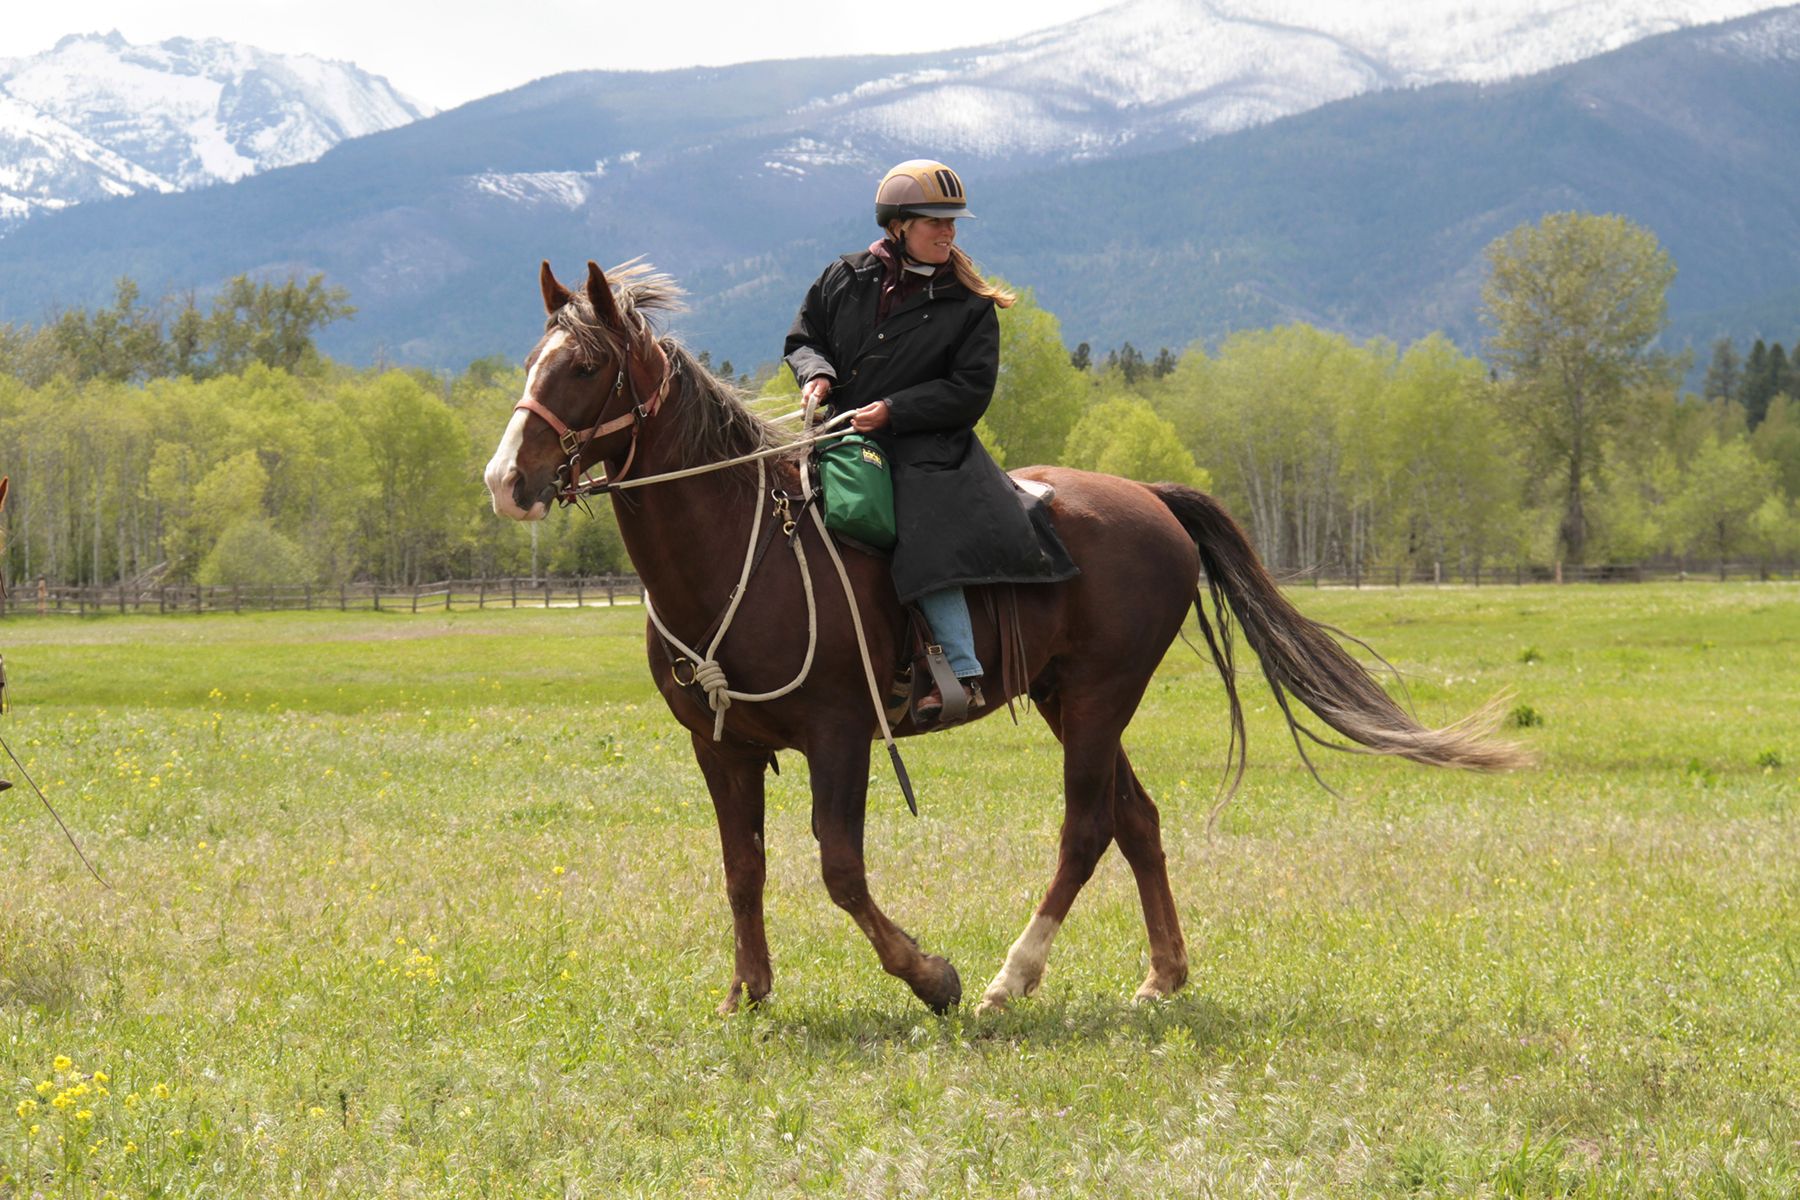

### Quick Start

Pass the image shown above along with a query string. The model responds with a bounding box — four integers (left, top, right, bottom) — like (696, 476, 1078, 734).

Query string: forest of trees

(2, 213, 1797, 590)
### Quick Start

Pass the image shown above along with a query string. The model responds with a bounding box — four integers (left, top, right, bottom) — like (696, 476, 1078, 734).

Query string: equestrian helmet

(875, 159, 975, 227)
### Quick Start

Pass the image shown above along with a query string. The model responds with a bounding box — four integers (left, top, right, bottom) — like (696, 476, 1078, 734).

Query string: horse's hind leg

(809, 729, 962, 1013)
(977, 694, 1121, 1013)
(692, 734, 773, 1014)
(1112, 751, 1189, 1001)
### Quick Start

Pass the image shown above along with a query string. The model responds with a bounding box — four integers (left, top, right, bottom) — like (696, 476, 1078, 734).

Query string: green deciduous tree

(206, 274, 355, 375)
(1062, 396, 1209, 488)
(1665, 435, 1778, 574)
(198, 518, 312, 586)
(1482, 212, 1678, 563)
(1751, 394, 1800, 500)
(47, 277, 168, 383)
(984, 285, 1088, 469)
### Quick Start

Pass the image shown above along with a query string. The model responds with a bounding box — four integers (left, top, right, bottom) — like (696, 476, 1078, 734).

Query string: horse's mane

(547, 259, 787, 465)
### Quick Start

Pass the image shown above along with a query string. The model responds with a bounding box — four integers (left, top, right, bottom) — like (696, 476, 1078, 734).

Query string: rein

(523, 362, 917, 810)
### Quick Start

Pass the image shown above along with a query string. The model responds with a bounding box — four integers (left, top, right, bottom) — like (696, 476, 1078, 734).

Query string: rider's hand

(851, 400, 891, 433)
(802, 376, 833, 410)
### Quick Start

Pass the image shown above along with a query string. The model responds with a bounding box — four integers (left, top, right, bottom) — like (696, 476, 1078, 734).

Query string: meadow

(0, 583, 1796, 1198)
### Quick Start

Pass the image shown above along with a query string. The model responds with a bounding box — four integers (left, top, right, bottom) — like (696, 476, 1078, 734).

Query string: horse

(484, 260, 1527, 1015)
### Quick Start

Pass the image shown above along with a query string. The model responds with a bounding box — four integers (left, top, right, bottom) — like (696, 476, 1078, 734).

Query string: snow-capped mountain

(780, 0, 1781, 164)
(0, 32, 429, 230)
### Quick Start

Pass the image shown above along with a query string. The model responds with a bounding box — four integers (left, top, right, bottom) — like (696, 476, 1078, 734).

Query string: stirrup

(916, 678, 984, 730)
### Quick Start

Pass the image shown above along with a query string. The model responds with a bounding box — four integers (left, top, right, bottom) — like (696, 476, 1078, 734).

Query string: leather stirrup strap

(921, 642, 968, 724)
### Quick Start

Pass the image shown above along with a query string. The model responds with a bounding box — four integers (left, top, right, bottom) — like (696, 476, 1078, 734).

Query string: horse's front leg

(692, 733, 773, 1013)
(809, 729, 962, 1013)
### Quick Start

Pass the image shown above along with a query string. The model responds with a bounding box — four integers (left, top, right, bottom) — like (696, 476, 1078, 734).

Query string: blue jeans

(917, 587, 982, 679)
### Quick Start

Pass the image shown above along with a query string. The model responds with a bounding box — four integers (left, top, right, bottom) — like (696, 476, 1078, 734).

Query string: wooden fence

(1277, 559, 1800, 588)
(0, 575, 645, 617)
(3, 560, 1795, 618)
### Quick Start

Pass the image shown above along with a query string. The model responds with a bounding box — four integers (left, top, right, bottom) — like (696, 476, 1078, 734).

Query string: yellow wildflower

(16, 1099, 36, 1118)
(70, 1082, 90, 1097)
(124, 1141, 139, 1154)
(76, 1109, 94, 1121)
(51, 1094, 73, 1110)
(308, 1106, 327, 1118)
(52, 1055, 72, 1073)
(35, 1081, 53, 1096)
(92, 1071, 109, 1085)
(151, 1083, 171, 1100)
(125, 1093, 141, 1108)
(28, 1124, 40, 1136)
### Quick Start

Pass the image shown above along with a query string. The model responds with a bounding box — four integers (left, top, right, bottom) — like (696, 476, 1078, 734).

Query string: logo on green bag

(861, 446, 885, 468)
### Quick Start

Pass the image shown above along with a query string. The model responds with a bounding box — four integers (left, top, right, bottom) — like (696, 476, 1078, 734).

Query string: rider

(783, 159, 1077, 726)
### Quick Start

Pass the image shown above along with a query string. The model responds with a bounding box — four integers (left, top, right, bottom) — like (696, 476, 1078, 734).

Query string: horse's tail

(1150, 484, 1531, 791)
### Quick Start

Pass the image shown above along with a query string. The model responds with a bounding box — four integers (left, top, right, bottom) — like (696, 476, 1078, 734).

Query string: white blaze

(484, 331, 566, 520)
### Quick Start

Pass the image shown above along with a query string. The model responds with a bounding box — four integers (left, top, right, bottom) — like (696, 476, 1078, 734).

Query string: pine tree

(1742, 339, 1777, 428)
(1702, 337, 1740, 402)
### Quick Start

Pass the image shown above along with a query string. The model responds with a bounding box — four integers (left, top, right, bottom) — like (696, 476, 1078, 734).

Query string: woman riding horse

(485, 251, 1526, 1016)
(784, 159, 1077, 726)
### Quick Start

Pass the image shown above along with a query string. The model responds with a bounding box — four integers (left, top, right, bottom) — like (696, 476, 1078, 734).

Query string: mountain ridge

(1, 4, 1796, 372)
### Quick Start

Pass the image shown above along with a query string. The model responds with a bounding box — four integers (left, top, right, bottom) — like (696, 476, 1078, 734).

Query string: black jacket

(784, 249, 1077, 602)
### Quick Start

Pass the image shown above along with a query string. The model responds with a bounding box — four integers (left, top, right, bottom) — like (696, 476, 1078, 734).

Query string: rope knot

(693, 659, 732, 739)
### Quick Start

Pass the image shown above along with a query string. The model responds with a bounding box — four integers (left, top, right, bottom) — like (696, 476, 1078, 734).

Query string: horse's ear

(540, 261, 572, 313)
(584, 260, 626, 330)
(0, 476, 8, 513)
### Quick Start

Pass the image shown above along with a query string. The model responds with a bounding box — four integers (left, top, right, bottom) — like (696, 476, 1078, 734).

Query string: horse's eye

(571, 363, 599, 379)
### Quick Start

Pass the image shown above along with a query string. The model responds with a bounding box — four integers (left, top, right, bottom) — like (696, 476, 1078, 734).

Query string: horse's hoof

(974, 989, 1009, 1016)
(917, 955, 962, 1014)
(1133, 966, 1188, 1004)
(717, 980, 770, 1015)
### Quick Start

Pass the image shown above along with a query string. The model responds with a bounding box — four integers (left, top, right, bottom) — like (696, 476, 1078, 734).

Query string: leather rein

(512, 325, 674, 504)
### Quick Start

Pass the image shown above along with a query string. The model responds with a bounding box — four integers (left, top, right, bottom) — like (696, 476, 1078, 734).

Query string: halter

(512, 326, 673, 502)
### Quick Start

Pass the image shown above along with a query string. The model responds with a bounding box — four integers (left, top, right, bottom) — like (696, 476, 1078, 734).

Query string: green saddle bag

(817, 433, 897, 550)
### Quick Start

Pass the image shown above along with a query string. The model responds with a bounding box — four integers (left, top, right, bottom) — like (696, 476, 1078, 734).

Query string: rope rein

(643, 456, 823, 740)
(621, 387, 919, 809)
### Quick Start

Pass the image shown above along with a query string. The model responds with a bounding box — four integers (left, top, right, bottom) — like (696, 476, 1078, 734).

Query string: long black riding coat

(784, 250, 1078, 603)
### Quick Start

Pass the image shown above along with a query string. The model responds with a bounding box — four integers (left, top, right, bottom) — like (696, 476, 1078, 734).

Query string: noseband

(512, 329, 674, 502)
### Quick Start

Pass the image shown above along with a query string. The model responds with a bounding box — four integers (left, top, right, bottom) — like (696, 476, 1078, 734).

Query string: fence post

(575, 579, 583, 608)
(233, 585, 241, 613)
(1394, 566, 1401, 589)
(305, 586, 311, 611)
(374, 585, 382, 612)
(478, 581, 486, 610)
(1554, 561, 1563, 585)
(1434, 561, 1441, 587)
(607, 577, 615, 605)
(412, 585, 420, 614)
(511, 578, 518, 609)
(544, 581, 552, 608)
(446, 585, 452, 611)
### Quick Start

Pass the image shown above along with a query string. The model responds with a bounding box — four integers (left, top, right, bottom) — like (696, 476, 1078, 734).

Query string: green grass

(1, 583, 1796, 1197)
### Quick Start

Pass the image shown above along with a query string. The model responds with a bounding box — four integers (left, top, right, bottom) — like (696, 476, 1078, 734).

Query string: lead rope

(799, 390, 917, 812)
(603, 391, 917, 809)
(643, 456, 822, 740)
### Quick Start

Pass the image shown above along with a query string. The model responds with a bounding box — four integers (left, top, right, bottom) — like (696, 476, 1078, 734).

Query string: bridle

(512, 322, 674, 503)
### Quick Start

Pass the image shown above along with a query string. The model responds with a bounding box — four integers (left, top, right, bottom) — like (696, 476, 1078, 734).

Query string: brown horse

(484, 260, 1525, 1015)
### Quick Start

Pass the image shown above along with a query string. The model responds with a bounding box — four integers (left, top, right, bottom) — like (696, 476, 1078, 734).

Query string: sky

(1, 1, 1123, 110)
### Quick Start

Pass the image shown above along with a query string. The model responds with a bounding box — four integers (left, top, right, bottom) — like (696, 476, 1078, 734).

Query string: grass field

(1, 583, 1796, 1198)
